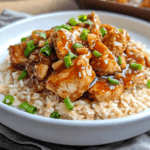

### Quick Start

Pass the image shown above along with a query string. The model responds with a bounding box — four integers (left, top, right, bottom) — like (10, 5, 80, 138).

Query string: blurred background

(0, 0, 149, 15)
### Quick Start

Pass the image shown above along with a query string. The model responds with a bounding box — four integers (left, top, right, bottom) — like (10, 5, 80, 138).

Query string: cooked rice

(1, 46, 150, 120)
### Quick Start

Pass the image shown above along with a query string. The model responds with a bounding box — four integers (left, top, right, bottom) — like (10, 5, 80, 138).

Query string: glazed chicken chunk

(8, 42, 28, 64)
(46, 54, 96, 102)
(88, 78, 124, 102)
(102, 28, 130, 56)
(87, 12, 101, 30)
(52, 29, 75, 60)
(88, 34, 121, 75)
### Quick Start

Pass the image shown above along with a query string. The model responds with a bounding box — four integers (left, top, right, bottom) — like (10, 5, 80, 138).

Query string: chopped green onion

(69, 17, 79, 26)
(50, 111, 61, 119)
(39, 32, 47, 39)
(44, 41, 49, 45)
(118, 28, 122, 32)
(61, 24, 72, 31)
(108, 77, 119, 85)
(67, 52, 77, 59)
(21, 37, 27, 43)
(93, 50, 102, 57)
(54, 26, 62, 31)
(63, 97, 74, 111)
(24, 40, 36, 57)
(146, 79, 150, 89)
(34, 31, 39, 34)
(64, 55, 73, 68)
(18, 70, 28, 80)
(40, 45, 51, 56)
(78, 15, 87, 22)
(130, 63, 142, 70)
(19, 102, 37, 114)
(3, 95, 14, 106)
(73, 43, 84, 50)
(80, 29, 89, 40)
(100, 27, 108, 37)
(118, 56, 122, 65)
(83, 20, 93, 25)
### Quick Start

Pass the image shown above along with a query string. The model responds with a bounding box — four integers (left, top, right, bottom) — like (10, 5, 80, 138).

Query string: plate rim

(0, 10, 150, 127)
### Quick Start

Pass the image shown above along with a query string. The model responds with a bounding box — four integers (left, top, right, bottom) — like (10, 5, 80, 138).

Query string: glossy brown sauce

(71, 26, 89, 47)
(47, 57, 87, 87)
(90, 40, 116, 73)
(57, 30, 76, 56)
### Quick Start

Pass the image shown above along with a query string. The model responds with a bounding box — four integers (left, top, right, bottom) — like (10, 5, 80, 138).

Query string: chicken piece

(90, 28, 102, 41)
(102, 28, 130, 56)
(77, 12, 102, 40)
(87, 12, 101, 30)
(52, 29, 75, 60)
(122, 72, 145, 88)
(115, 64, 145, 88)
(87, 34, 121, 75)
(88, 78, 124, 102)
(100, 24, 116, 32)
(70, 26, 89, 47)
(125, 40, 146, 67)
(8, 42, 28, 64)
(46, 54, 96, 102)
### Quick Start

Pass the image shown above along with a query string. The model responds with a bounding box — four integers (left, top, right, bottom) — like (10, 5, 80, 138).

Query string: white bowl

(0, 10, 150, 146)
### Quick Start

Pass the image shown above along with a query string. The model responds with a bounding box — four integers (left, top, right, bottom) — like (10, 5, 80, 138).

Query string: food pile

(104, 0, 150, 8)
(1, 12, 150, 120)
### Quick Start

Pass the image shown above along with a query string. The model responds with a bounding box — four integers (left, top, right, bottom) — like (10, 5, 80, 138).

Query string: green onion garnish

(118, 56, 122, 65)
(39, 32, 47, 39)
(3, 95, 14, 106)
(146, 79, 150, 89)
(40, 45, 51, 56)
(73, 43, 84, 50)
(54, 26, 62, 31)
(108, 77, 119, 85)
(24, 40, 36, 57)
(78, 15, 87, 22)
(83, 20, 93, 25)
(93, 50, 102, 57)
(34, 31, 39, 34)
(63, 97, 74, 111)
(100, 27, 108, 37)
(18, 70, 28, 80)
(67, 52, 77, 59)
(19, 102, 37, 114)
(50, 111, 61, 119)
(21, 37, 27, 43)
(61, 24, 72, 31)
(64, 55, 73, 68)
(130, 63, 142, 70)
(69, 17, 79, 26)
(118, 28, 122, 32)
(80, 29, 89, 40)
(44, 41, 49, 45)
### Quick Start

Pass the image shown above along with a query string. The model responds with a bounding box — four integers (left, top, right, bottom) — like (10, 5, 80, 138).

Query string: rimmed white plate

(0, 10, 150, 146)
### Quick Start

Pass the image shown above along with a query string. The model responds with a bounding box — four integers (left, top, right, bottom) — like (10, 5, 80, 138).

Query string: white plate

(0, 10, 150, 146)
